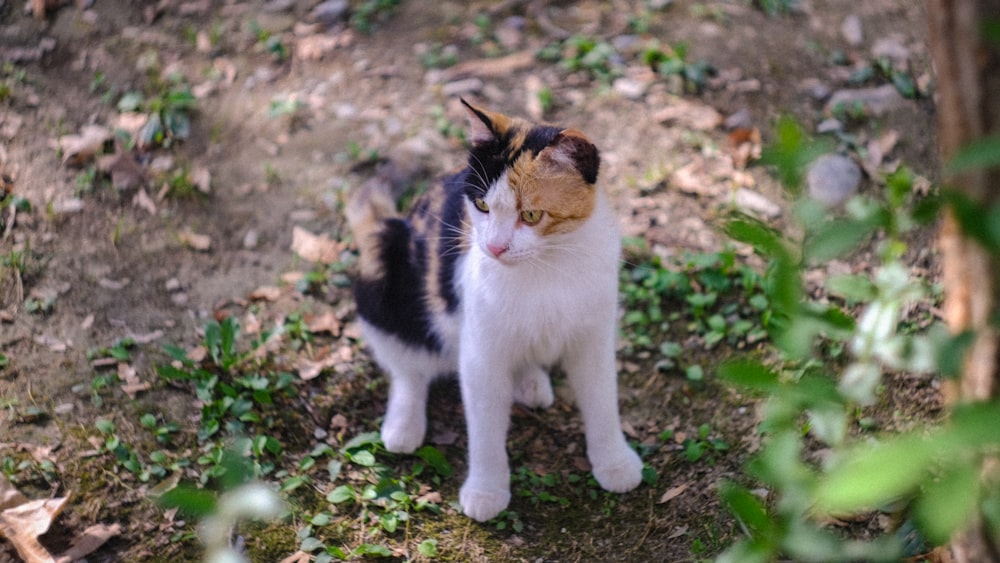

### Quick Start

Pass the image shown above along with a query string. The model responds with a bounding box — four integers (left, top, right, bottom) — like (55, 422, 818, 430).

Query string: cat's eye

(520, 209, 544, 224)
(473, 197, 490, 213)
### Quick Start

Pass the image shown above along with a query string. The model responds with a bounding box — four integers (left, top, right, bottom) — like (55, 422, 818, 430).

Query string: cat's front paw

(459, 481, 511, 522)
(592, 446, 643, 493)
(381, 414, 425, 454)
(513, 367, 554, 409)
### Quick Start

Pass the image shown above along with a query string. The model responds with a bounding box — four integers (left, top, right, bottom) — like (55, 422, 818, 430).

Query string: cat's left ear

(460, 98, 512, 145)
(539, 129, 600, 184)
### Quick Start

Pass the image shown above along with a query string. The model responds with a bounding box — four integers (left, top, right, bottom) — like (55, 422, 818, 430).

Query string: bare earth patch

(0, 1, 937, 561)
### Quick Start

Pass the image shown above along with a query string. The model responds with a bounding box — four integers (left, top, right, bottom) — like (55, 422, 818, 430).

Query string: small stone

(613, 77, 647, 100)
(816, 118, 843, 134)
(799, 78, 831, 101)
(243, 229, 259, 249)
(441, 77, 483, 97)
(825, 84, 906, 117)
(807, 153, 862, 208)
(871, 37, 910, 65)
(723, 108, 753, 130)
(840, 15, 863, 46)
(309, 0, 349, 26)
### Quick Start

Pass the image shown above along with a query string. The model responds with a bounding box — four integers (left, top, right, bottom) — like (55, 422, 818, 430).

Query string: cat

(346, 99, 643, 522)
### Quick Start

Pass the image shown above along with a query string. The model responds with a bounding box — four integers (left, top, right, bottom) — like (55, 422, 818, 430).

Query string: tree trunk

(927, 1, 1000, 560)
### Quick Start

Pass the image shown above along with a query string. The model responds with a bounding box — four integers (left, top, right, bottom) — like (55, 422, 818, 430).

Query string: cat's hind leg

(512, 365, 554, 409)
(381, 369, 432, 454)
(360, 322, 448, 454)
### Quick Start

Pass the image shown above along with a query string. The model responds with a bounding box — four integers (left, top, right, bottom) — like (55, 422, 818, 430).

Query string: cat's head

(460, 99, 601, 265)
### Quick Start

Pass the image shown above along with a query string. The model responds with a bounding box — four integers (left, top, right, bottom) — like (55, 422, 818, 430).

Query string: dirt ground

(0, 0, 938, 561)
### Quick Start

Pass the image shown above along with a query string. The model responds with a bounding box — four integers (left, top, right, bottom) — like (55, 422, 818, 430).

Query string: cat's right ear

(461, 98, 508, 145)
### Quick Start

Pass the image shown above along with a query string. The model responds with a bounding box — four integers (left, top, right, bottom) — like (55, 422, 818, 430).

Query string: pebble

(613, 77, 647, 100)
(723, 108, 753, 130)
(825, 84, 905, 116)
(816, 118, 843, 134)
(309, 0, 349, 26)
(243, 229, 259, 249)
(807, 153, 862, 208)
(840, 15, 863, 46)
(442, 77, 483, 97)
(871, 37, 910, 65)
(799, 78, 831, 101)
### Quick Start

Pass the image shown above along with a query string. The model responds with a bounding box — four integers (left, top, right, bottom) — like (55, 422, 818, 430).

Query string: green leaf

(117, 91, 144, 112)
(415, 446, 453, 477)
(717, 359, 779, 392)
(815, 434, 938, 512)
(720, 482, 773, 540)
(947, 134, 1000, 174)
(327, 485, 355, 504)
(417, 538, 439, 557)
(380, 511, 398, 533)
(301, 536, 326, 552)
(685, 364, 704, 381)
(723, 217, 787, 258)
(156, 483, 217, 518)
(343, 431, 382, 451)
(826, 274, 877, 302)
(354, 543, 392, 557)
(95, 419, 116, 434)
(349, 450, 376, 467)
(804, 218, 877, 261)
(914, 463, 980, 545)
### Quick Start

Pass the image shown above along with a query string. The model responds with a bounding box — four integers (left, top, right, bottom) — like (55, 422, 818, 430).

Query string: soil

(0, 0, 938, 561)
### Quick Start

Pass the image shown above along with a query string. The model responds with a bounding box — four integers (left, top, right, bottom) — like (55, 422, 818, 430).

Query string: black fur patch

(353, 218, 441, 352)
(438, 171, 469, 313)
(464, 124, 563, 200)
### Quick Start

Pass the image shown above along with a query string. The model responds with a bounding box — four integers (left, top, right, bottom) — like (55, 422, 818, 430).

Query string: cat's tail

(345, 151, 424, 278)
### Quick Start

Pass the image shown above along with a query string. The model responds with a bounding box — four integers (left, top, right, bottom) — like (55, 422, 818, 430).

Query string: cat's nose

(487, 242, 508, 257)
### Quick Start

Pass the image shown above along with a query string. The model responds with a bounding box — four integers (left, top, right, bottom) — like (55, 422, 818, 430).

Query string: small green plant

(619, 247, 771, 355)
(641, 41, 716, 93)
(681, 423, 729, 463)
(418, 42, 459, 69)
(562, 36, 622, 84)
(87, 337, 136, 362)
(715, 118, 951, 561)
(754, 0, 797, 16)
(117, 72, 196, 149)
(350, 0, 401, 34)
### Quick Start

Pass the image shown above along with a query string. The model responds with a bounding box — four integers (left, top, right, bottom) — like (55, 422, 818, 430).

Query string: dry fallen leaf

(279, 551, 312, 563)
(178, 229, 212, 252)
(118, 362, 149, 399)
(0, 493, 69, 563)
(55, 522, 122, 563)
(295, 34, 341, 61)
(290, 226, 340, 264)
(191, 166, 211, 194)
(654, 98, 723, 131)
(306, 311, 341, 336)
(249, 286, 283, 302)
(0, 475, 28, 511)
(297, 350, 339, 381)
(658, 483, 689, 504)
(97, 151, 146, 192)
(58, 124, 111, 166)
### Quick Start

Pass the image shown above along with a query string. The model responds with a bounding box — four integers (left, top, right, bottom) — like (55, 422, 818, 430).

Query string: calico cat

(346, 99, 643, 522)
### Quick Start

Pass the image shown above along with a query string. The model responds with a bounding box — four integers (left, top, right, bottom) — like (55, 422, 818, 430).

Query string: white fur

(457, 187, 642, 521)
(365, 179, 642, 522)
